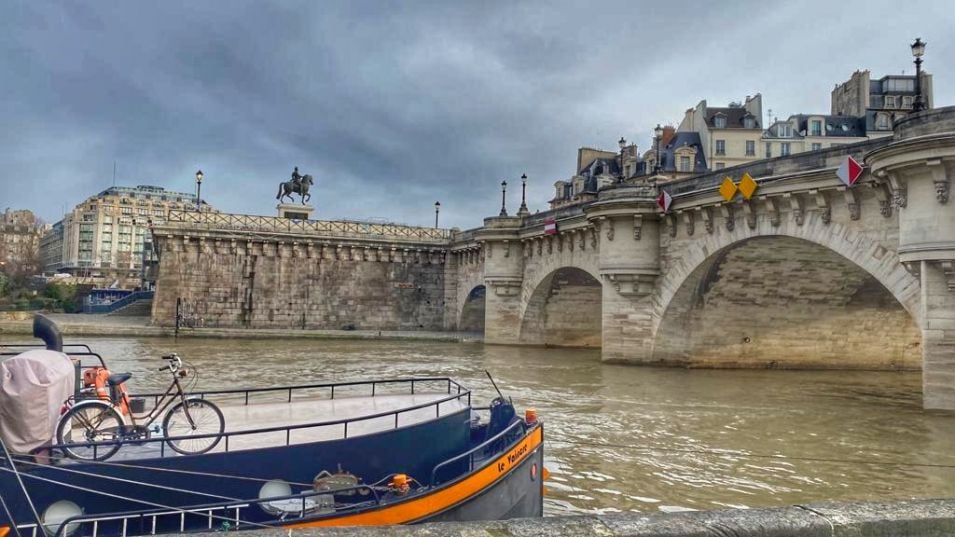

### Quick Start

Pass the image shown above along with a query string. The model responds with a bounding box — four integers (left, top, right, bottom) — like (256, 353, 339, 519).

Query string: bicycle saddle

(107, 372, 132, 386)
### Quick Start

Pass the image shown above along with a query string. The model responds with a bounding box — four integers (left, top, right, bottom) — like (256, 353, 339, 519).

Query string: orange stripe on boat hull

(286, 425, 543, 528)
(0, 525, 9, 537)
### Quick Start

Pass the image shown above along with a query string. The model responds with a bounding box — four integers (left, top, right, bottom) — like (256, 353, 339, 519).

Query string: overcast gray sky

(2, 1, 953, 229)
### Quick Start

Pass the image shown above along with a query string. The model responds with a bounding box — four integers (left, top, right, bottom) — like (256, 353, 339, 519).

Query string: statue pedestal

(277, 203, 314, 220)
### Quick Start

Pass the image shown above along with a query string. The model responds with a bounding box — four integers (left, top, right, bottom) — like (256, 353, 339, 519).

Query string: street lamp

(195, 170, 204, 212)
(653, 124, 664, 175)
(618, 137, 627, 181)
(499, 180, 508, 217)
(911, 38, 927, 112)
(518, 173, 529, 216)
(434, 201, 440, 228)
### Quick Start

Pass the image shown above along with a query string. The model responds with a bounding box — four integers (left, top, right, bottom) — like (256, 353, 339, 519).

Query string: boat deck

(88, 392, 469, 461)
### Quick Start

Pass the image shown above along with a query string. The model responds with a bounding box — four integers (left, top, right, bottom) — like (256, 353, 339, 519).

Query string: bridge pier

(868, 108, 955, 409)
(475, 216, 524, 345)
(586, 191, 661, 363)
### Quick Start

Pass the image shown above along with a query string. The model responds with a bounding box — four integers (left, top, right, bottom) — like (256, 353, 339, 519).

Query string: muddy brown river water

(3, 335, 954, 516)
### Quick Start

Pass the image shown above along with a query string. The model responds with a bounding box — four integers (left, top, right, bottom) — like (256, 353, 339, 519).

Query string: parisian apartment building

(0, 209, 49, 276)
(39, 185, 214, 288)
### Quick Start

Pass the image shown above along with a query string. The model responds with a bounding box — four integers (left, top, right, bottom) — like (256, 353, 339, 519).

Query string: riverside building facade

(40, 185, 213, 288)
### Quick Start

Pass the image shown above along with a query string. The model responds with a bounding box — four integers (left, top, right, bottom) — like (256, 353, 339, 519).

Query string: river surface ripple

(4, 336, 954, 516)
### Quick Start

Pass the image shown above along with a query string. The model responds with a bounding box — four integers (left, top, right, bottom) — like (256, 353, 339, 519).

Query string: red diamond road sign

(657, 190, 672, 212)
(837, 156, 864, 186)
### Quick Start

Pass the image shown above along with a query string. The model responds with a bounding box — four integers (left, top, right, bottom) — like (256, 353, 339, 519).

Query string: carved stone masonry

(927, 159, 950, 204)
(633, 215, 643, 241)
(763, 197, 780, 227)
(811, 190, 831, 224)
(603, 273, 657, 297)
(579, 231, 586, 251)
(590, 227, 598, 249)
(606, 221, 615, 241)
(880, 169, 907, 208)
(870, 182, 892, 218)
(785, 193, 804, 226)
(667, 214, 678, 237)
(556, 234, 563, 252)
(680, 211, 695, 236)
(547, 236, 553, 254)
(842, 189, 860, 221)
(719, 204, 735, 231)
(698, 207, 714, 234)
(537, 239, 543, 256)
(742, 201, 756, 230)
(940, 261, 955, 292)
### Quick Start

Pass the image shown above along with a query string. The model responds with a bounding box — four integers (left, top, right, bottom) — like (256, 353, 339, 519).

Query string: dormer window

(885, 95, 897, 109)
(714, 115, 726, 128)
(743, 116, 755, 129)
(777, 123, 792, 138)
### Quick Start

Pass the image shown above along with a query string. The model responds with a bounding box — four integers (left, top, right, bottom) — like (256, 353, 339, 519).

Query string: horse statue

(276, 174, 314, 204)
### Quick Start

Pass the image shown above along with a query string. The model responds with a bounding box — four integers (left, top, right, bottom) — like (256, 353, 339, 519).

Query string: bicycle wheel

(162, 399, 224, 455)
(56, 401, 124, 461)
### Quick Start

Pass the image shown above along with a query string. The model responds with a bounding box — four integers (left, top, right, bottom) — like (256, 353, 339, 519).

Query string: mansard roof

(706, 107, 760, 129)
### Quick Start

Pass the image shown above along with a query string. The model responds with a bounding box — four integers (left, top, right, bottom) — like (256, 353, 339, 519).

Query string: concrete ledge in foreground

(187, 499, 955, 537)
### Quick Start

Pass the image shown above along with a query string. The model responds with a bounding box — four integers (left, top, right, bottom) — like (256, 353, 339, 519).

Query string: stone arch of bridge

(458, 285, 486, 333)
(519, 265, 603, 347)
(651, 225, 922, 369)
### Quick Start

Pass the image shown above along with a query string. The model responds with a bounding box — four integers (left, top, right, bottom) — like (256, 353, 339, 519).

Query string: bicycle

(55, 353, 225, 461)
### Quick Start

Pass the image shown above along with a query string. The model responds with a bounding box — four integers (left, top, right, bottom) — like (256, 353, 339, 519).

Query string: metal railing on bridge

(161, 211, 452, 244)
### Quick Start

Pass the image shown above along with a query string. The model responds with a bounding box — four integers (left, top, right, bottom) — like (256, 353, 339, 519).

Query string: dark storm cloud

(1, 1, 953, 228)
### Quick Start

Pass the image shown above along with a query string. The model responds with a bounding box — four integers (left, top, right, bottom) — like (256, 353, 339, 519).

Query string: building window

(811, 120, 822, 136)
(876, 113, 890, 130)
(745, 140, 755, 156)
(811, 143, 822, 151)
(778, 124, 792, 137)
(765, 143, 772, 158)
(743, 117, 755, 128)
(781, 142, 791, 156)
(902, 96, 913, 108)
(679, 156, 691, 172)
(885, 95, 897, 109)
(715, 163, 725, 170)
(715, 140, 726, 155)
(714, 116, 726, 128)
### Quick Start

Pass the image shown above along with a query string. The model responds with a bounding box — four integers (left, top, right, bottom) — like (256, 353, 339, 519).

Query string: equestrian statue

(276, 166, 314, 204)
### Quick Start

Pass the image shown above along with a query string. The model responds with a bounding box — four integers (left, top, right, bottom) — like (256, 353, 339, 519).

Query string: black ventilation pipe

(33, 314, 63, 352)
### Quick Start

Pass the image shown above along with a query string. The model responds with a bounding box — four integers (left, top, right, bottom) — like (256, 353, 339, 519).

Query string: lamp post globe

(434, 201, 440, 228)
(195, 169, 204, 212)
(911, 38, 927, 112)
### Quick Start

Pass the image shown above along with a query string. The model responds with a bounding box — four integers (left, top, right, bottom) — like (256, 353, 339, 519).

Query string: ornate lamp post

(434, 201, 440, 228)
(499, 180, 508, 217)
(195, 170, 204, 212)
(653, 124, 664, 175)
(617, 137, 627, 182)
(518, 173, 529, 216)
(911, 38, 927, 112)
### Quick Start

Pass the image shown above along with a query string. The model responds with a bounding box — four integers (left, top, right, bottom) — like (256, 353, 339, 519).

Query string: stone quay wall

(152, 213, 453, 331)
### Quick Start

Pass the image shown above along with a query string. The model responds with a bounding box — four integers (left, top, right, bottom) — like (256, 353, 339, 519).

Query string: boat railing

(35, 502, 251, 537)
(48, 381, 473, 459)
(131, 376, 469, 408)
(0, 344, 108, 369)
(429, 419, 527, 486)
(46, 483, 386, 537)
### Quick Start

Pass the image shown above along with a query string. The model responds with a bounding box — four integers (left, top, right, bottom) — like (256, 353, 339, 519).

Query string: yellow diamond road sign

(719, 177, 738, 201)
(738, 173, 758, 200)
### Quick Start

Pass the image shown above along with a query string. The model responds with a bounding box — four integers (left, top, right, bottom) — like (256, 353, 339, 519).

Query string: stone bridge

(151, 108, 955, 409)
(447, 108, 955, 410)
